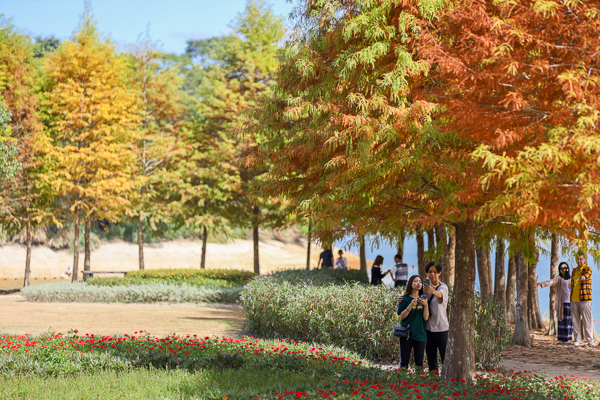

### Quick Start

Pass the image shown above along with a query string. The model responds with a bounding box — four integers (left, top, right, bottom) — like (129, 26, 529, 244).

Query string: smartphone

(420, 294, 427, 300)
(424, 278, 431, 287)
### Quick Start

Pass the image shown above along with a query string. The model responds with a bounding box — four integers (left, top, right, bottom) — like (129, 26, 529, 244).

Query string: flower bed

(0, 332, 366, 377)
(1, 332, 598, 399)
(20, 282, 242, 303)
(264, 372, 600, 399)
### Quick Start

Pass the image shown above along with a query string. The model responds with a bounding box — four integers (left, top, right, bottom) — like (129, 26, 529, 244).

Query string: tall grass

(241, 276, 400, 361)
(20, 282, 241, 303)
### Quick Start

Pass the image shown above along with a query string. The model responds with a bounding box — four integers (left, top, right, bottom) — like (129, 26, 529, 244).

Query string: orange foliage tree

(42, 9, 140, 282)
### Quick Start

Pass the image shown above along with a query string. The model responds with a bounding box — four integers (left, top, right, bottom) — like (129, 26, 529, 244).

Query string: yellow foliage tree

(42, 8, 140, 281)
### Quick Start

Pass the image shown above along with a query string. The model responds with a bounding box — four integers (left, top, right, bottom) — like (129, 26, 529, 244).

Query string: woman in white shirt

(537, 262, 572, 344)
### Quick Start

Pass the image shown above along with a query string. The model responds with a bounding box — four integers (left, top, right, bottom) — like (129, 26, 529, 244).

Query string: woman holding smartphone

(397, 275, 429, 368)
(537, 262, 572, 344)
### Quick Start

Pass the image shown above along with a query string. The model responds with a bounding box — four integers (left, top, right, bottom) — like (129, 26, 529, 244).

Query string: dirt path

(501, 329, 600, 381)
(0, 295, 245, 338)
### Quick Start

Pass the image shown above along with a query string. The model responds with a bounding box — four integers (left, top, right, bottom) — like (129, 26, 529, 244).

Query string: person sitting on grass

(537, 262, 572, 344)
(397, 274, 429, 369)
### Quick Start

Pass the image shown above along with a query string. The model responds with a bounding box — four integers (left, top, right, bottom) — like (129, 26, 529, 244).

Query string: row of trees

(245, 0, 600, 382)
(0, 1, 293, 282)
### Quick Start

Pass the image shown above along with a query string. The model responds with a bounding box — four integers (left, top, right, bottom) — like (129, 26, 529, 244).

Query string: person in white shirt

(335, 250, 348, 269)
(423, 261, 449, 373)
(390, 254, 408, 288)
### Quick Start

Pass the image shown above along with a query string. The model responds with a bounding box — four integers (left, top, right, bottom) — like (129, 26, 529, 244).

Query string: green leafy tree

(184, 0, 292, 273)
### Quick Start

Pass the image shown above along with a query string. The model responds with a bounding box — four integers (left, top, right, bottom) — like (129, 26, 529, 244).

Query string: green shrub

(241, 276, 399, 360)
(126, 268, 255, 285)
(88, 276, 232, 288)
(265, 268, 369, 285)
(474, 291, 512, 370)
(20, 282, 242, 303)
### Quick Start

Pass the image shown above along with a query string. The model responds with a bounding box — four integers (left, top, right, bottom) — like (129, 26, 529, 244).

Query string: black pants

(394, 280, 407, 288)
(426, 330, 448, 372)
(399, 337, 426, 368)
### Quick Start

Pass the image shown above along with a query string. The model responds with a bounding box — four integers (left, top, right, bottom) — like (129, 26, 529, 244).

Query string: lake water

(344, 235, 600, 331)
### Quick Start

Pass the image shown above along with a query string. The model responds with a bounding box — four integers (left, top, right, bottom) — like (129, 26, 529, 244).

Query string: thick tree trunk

(433, 224, 443, 265)
(494, 237, 506, 317)
(397, 229, 405, 260)
(83, 215, 91, 282)
(306, 221, 312, 270)
(513, 250, 530, 346)
(23, 219, 32, 288)
(200, 225, 208, 269)
(359, 235, 367, 272)
(548, 233, 559, 335)
(476, 244, 493, 296)
(443, 226, 456, 288)
(527, 249, 545, 331)
(416, 231, 425, 276)
(138, 216, 145, 270)
(253, 206, 260, 275)
(506, 252, 517, 324)
(442, 219, 476, 382)
(71, 213, 80, 283)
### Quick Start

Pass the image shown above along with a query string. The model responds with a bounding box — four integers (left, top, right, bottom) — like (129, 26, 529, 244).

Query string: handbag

(393, 301, 418, 339)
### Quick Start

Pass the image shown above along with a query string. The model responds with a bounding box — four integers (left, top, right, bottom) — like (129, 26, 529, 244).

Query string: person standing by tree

(390, 254, 408, 288)
(423, 263, 449, 373)
(570, 252, 594, 346)
(318, 246, 334, 268)
(537, 262, 572, 344)
(371, 255, 388, 286)
(335, 250, 347, 269)
(397, 275, 430, 368)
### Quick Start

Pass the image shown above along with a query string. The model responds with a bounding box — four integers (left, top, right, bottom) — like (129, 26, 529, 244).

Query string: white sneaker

(586, 341, 597, 347)
(574, 341, 585, 347)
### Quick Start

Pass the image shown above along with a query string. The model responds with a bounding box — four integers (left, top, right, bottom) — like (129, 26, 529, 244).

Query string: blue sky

(1, 0, 294, 54)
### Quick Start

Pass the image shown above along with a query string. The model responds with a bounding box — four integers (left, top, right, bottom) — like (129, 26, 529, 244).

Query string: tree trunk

(306, 221, 312, 270)
(442, 219, 476, 382)
(72, 213, 80, 283)
(83, 215, 91, 282)
(427, 228, 435, 262)
(443, 226, 456, 288)
(548, 233, 559, 336)
(397, 229, 405, 260)
(506, 252, 517, 324)
(513, 250, 530, 346)
(359, 235, 367, 272)
(253, 205, 260, 275)
(494, 237, 506, 317)
(416, 231, 425, 276)
(23, 218, 32, 288)
(138, 216, 145, 270)
(527, 249, 546, 331)
(433, 224, 443, 264)
(200, 225, 208, 269)
(476, 244, 492, 296)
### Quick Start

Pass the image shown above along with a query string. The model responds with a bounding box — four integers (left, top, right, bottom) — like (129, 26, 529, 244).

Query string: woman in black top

(371, 255, 388, 285)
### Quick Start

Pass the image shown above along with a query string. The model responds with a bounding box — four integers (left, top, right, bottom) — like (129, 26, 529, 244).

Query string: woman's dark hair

(404, 275, 424, 296)
(373, 255, 384, 267)
(338, 250, 344, 255)
(559, 262, 570, 280)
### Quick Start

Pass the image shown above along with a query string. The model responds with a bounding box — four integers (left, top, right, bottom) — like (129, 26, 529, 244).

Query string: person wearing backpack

(423, 262, 449, 373)
(397, 275, 430, 368)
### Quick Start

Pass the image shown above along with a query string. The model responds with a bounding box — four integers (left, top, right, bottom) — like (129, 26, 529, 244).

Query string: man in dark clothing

(318, 247, 334, 268)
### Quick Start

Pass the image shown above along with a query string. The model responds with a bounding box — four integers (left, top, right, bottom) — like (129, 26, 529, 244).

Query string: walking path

(501, 329, 600, 381)
(0, 295, 245, 338)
